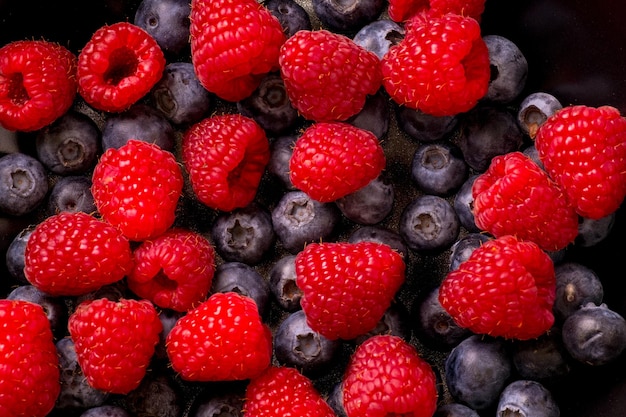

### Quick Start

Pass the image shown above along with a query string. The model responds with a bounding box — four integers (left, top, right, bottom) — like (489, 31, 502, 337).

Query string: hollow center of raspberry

(103, 48, 139, 86)
(154, 270, 178, 291)
(295, 332, 321, 360)
(7, 73, 29, 105)
(227, 158, 247, 187)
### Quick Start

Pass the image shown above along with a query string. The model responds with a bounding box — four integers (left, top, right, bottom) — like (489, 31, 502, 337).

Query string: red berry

(190, 0, 286, 102)
(439, 235, 556, 340)
(24, 211, 133, 296)
(127, 228, 216, 312)
(0, 300, 60, 417)
(535, 104, 626, 219)
(166, 292, 273, 381)
(295, 241, 406, 341)
(77, 22, 166, 113)
(91, 139, 183, 241)
(182, 114, 270, 212)
(289, 122, 386, 203)
(388, 0, 486, 23)
(342, 334, 438, 417)
(68, 298, 163, 394)
(279, 29, 382, 122)
(0, 40, 77, 132)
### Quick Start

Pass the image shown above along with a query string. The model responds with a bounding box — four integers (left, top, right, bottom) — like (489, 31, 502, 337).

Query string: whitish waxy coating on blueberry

(134, 0, 191, 56)
(0, 152, 48, 216)
(553, 262, 604, 323)
(453, 174, 481, 233)
(346, 89, 390, 139)
(496, 380, 560, 417)
(576, 213, 616, 248)
(211, 262, 271, 317)
(511, 329, 571, 381)
(353, 303, 411, 345)
(335, 174, 394, 225)
(5, 227, 32, 284)
(414, 286, 471, 349)
(411, 141, 469, 197)
(312, 0, 386, 33)
(348, 225, 409, 260)
(353, 19, 405, 60)
(397, 106, 459, 143)
(400, 194, 460, 252)
(264, 0, 313, 38)
(448, 233, 492, 272)
(517, 92, 562, 138)
(483, 35, 528, 104)
(47, 176, 96, 216)
(268, 254, 302, 312)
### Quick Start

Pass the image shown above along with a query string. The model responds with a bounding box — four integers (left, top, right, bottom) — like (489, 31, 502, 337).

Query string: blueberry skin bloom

(411, 141, 468, 197)
(496, 380, 560, 417)
(0, 152, 48, 216)
(134, 0, 191, 56)
(399, 194, 460, 252)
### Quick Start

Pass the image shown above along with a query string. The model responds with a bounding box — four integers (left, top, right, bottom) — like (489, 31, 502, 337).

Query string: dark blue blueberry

(511, 328, 571, 381)
(0, 152, 49, 216)
(271, 190, 340, 254)
(274, 309, 341, 376)
(6, 284, 68, 339)
(101, 103, 176, 151)
(483, 35, 528, 104)
(345, 89, 390, 139)
(517, 92, 562, 138)
(335, 174, 394, 225)
(433, 403, 480, 417)
(312, 0, 386, 33)
(35, 110, 101, 175)
(396, 106, 458, 143)
(264, 0, 313, 38)
(348, 225, 409, 260)
(353, 302, 410, 345)
(521, 143, 544, 170)
(268, 134, 297, 190)
(453, 174, 481, 233)
(155, 308, 185, 361)
(151, 62, 213, 126)
(47, 175, 96, 215)
(134, 0, 191, 56)
(327, 382, 348, 417)
(189, 384, 246, 417)
(399, 194, 460, 253)
(79, 405, 131, 417)
(352, 19, 405, 60)
(496, 380, 560, 417)
(553, 262, 604, 323)
(561, 302, 626, 366)
(123, 374, 182, 417)
(411, 141, 468, 197)
(211, 262, 271, 316)
(237, 72, 301, 137)
(449, 233, 492, 271)
(211, 203, 276, 266)
(75, 281, 128, 305)
(576, 213, 616, 248)
(5, 226, 33, 285)
(444, 334, 512, 410)
(268, 254, 302, 312)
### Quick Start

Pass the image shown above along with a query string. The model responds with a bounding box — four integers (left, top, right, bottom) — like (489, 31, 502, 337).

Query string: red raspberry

(472, 151, 579, 252)
(0, 300, 60, 417)
(182, 114, 270, 212)
(0, 40, 77, 132)
(77, 22, 166, 113)
(381, 13, 490, 116)
(68, 298, 163, 394)
(190, 0, 286, 102)
(342, 335, 438, 417)
(24, 211, 133, 296)
(388, 0, 486, 23)
(127, 228, 217, 312)
(535, 104, 626, 220)
(439, 235, 556, 340)
(279, 29, 382, 122)
(91, 139, 183, 241)
(289, 122, 386, 203)
(295, 241, 406, 341)
(243, 366, 337, 417)
(166, 292, 273, 381)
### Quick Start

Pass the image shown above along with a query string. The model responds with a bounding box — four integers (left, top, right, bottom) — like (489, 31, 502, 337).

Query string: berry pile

(1, 1, 625, 417)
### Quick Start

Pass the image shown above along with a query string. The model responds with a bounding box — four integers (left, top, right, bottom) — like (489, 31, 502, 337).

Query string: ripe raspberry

(472, 151, 579, 252)
(182, 114, 270, 212)
(535, 104, 626, 219)
(243, 366, 336, 417)
(127, 228, 217, 312)
(381, 13, 490, 116)
(190, 0, 286, 102)
(279, 29, 382, 122)
(77, 22, 166, 113)
(0, 40, 77, 132)
(388, 0, 486, 23)
(0, 300, 60, 417)
(68, 298, 163, 394)
(439, 235, 556, 340)
(24, 211, 133, 296)
(289, 122, 386, 203)
(295, 241, 406, 341)
(91, 139, 183, 241)
(342, 334, 438, 417)
(166, 292, 273, 381)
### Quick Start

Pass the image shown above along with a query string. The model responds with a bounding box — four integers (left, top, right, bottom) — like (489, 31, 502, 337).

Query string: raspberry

(0, 40, 77, 132)
(342, 334, 438, 417)
(472, 151, 579, 252)
(77, 22, 166, 113)
(279, 29, 382, 122)
(190, 0, 286, 102)
(0, 300, 60, 417)
(289, 122, 386, 203)
(295, 241, 406, 340)
(535, 104, 626, 219)
(381, 12, 490, 116)
(388, 0, 486, 23)
(439, 235, 556, 340)
(24, 211, 133, 297)
(91, 139, 184, 241)
(68, 298, 163, 394)
(182, 114, 270, 212)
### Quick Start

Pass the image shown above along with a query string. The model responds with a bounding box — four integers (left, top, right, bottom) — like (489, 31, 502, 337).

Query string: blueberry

(352, 19, 405, 60)
(268, 254, 303, 312)
(35, 110, 101, 175)
(0, 125, 19, 155)
(511, 328, 571, 381)
(353, 302, 410, 345)
(553, 262, 604, 323)
(134, 0, 191, 56)
(264, 0, 313, 38)
(154, 308, 185, 361)
(189, 384, 246, 417)
(399, 194, 460, 253)
(561, 303, 626, 366)
(5, 226, 33, 285)
(411, 141, 469, 197)
(345, 89, 390, 139)
(47, 175, 96, 215)
(312, 0, 386, 33)
(327, 382, 348, 417)
(268, 134, 297, 190)
(271, 190, 340, 254)
(274, 309, 341, 376)
(123, 374, 182, 417)
(433, 403, 480, 417)
(517, 92, 562, 138)
(444, 334, 512, 410)
(7, 284, 69, 339)
(483, 35, 528, 104)
(521, 143, 544, 170)
(453, 174, 481, 233)
(335, 174, 394, 225)
(211, 203, 276, 265)
(576, 213, 616, 248)
(0, 152, 49, 216)
(79, 405, 131, 417)
(396, 106, 458, 143)
(348, 225, 409, 260)
(75, 281, 128, 305)
(449, 233, 492, 271)
(211, 262, 271, 316)
(496, 380, 560, 417)
(151, 62, 213, 126)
